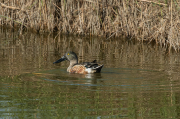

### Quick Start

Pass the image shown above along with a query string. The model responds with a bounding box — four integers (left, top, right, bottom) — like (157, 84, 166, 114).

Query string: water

(0, 27, 180, 118)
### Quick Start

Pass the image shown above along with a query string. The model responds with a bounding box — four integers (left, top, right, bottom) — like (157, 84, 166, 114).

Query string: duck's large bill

(53, 56, 67, 64)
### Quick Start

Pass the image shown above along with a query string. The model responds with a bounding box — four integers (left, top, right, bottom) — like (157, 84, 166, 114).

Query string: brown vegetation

(0, 0, 180, 50)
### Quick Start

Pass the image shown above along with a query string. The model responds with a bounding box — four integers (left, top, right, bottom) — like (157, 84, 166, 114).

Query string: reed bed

(0, 0, 180, 50)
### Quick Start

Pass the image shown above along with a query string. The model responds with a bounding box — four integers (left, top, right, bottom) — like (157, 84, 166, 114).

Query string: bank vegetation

(0, 0, 180, 50)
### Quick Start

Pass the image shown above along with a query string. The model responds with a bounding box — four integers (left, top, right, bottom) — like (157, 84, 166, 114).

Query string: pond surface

(0, 27, 180, 118)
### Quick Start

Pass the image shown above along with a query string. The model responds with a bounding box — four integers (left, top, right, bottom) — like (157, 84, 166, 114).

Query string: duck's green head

(53, 51, 78, 64)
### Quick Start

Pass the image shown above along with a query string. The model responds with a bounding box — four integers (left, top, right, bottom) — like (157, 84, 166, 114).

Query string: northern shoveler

(53, 51, 103, 74)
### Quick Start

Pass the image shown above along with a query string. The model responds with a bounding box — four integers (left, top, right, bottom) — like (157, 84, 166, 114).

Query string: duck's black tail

(93, 65, 103, 73)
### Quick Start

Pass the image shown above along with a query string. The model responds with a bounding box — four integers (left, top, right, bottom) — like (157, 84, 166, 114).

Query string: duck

(53, 51, 103, 74)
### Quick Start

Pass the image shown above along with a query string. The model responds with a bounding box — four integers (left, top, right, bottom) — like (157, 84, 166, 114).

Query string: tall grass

(0, 0, 180, 50)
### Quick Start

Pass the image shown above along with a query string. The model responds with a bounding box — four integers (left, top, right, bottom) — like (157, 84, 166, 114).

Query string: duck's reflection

(68, 73, 102, 79)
